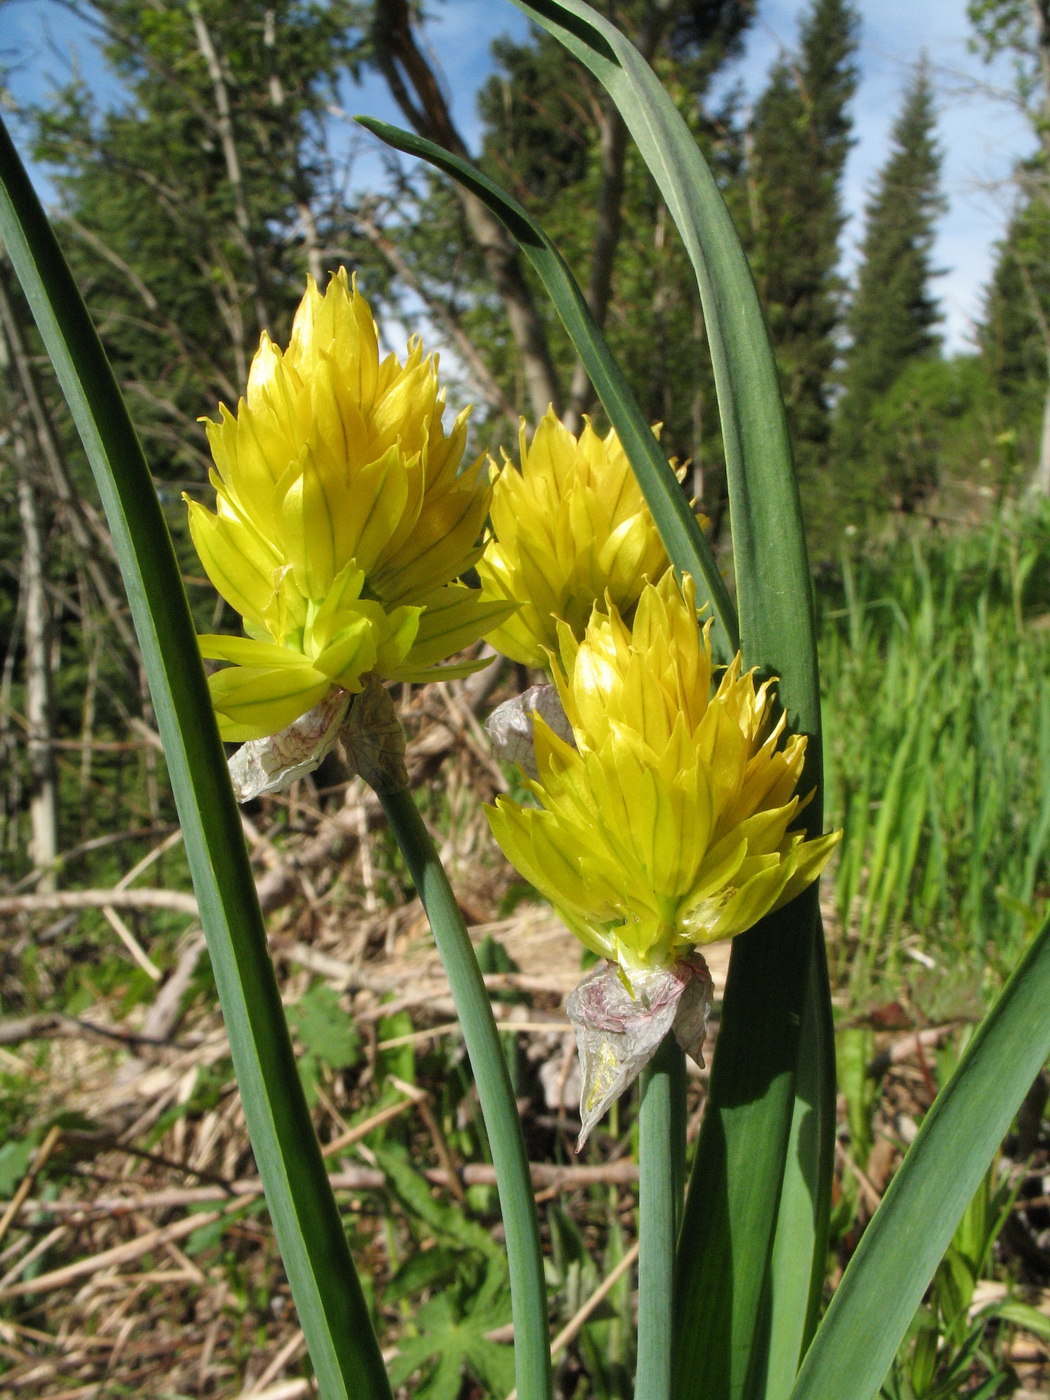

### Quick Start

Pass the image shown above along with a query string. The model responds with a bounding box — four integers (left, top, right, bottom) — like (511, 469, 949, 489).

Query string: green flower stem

(378, 784, 552, 1400)
(635, 1034, 685, 1400)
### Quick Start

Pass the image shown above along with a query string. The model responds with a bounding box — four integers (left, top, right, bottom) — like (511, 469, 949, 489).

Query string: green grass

(819, 509, 1050, 994)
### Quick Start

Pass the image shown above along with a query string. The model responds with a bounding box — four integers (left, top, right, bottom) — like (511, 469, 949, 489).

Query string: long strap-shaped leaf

(790, 911, 1050, 1400)
(356, 117, 739, 664)
(505, 6, 832, 1397)
(0, 118, 391, 1400)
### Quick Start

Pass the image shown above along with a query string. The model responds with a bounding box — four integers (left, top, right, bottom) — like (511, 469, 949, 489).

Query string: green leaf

(0, 116, 390, 1400)
(499, 6, 832, 1396)
(990, 1299, 1050, 1344)
(385, 1245, 463, 1306)
(790, 912, 1050, 1400)
(375, 1143, 502, 1261)
(387, 1279, 515, 1399)
(0, 1138, 33, 1196)
(355, 117, 738, 665)
(289, 983, 362, 1071)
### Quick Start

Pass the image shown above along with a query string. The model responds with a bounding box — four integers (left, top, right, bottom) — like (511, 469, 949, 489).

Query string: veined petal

(186, 499, 279, 630)
(407, 586, 515, 670)
(341, 446, 412, 576)
(773, 829, 842, 911)
(208, 664, 332, 742)
(486, 573, 840, 979)
(388, 654, 494, 684)
(279, 448, 339, 599)
(198, 634, 317, 668)
(486, 801, 608, 923)
(313, 615, 378, 689)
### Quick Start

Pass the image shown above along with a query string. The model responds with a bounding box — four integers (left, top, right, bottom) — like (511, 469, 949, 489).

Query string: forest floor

(1, 677, 1048, 1399)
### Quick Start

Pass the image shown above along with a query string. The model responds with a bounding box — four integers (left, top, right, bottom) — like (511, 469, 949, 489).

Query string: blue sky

(0, 0, 1036, 353)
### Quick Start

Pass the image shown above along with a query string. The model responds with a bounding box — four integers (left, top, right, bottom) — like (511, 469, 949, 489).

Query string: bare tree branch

(355, 205, 518, 419)
(0, 263, 139, 656)
(371, 0, 562, 421)
(187, 0, 269, 333)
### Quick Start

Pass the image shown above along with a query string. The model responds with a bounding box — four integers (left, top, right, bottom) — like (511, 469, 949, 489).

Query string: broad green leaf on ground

(0, 1139, 33, 1196)
(374, 1143, 503, 1261)
(386, 1272, 515, 1400)
(288, 982, 362, 1069)
(384, 1246, 464, 1307)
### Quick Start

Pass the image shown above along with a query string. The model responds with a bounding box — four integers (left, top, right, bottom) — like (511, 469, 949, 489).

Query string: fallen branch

(866, 1023, 962, 1078)
(0, 1012, 195, 1050)
(0, 889, 198, 917)
(0, 1206, 224, 1300)
(22, 1161, 641, 1218)
(0, 1125, 63, 1248)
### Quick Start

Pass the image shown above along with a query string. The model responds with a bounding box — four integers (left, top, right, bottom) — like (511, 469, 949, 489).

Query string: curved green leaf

(0, 116, 391, 1400)
(790, 913, 1050, 1400)
(356, 115, 739, 663)
(503, 6, 832, 1397)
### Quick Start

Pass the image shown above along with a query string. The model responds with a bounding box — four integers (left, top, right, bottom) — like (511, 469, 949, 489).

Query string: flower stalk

(636, 1034, 686, 1400)
(378, 780, 553, 1400)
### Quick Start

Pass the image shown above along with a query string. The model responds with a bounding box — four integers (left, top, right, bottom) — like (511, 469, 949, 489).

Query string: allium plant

(476, 407, 699, 665)
(4, 3, 1050, 1400)
(487, 573, 838, 1142)
(186, 270, 510, 783)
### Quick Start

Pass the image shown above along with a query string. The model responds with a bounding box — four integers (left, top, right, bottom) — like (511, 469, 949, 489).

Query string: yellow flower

(487, 573, 839, 974)
(186, 270, 512, 741)
(476, 408, 701, 667)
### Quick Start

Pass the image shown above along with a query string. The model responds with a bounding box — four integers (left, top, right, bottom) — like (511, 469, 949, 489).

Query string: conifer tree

(748, 0, 859, 481)
(836, 59, 946, 482)
(969, 0, 1050, 492)
(979, 189, 1050, 488)
(29, 0, 366, 481)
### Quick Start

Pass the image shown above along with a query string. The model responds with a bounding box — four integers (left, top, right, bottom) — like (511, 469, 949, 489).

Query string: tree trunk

(1034, 372, 1050, 496)
(563, 2, 670, 432)
(371, 0, 563, 421)
(563, 104, 629, 433)
(187, 0, 270, 336)
(15, 435, 59, 889)
(0, 263, 138, 660)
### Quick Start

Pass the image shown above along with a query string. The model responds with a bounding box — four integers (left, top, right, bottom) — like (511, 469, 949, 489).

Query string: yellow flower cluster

(487, 573, 839, 974)
(187, 271, 510, 741)
(476, 408, 696, 666)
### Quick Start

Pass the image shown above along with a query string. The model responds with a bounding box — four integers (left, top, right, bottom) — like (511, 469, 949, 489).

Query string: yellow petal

(208, 664, 332, 741)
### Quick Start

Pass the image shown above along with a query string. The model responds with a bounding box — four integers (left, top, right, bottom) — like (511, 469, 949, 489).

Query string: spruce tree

(836, 58, 946, 485)
(979, 188, 1050, 487)
(969, 0, 1050, 490)
(748, 0, 860, 481)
